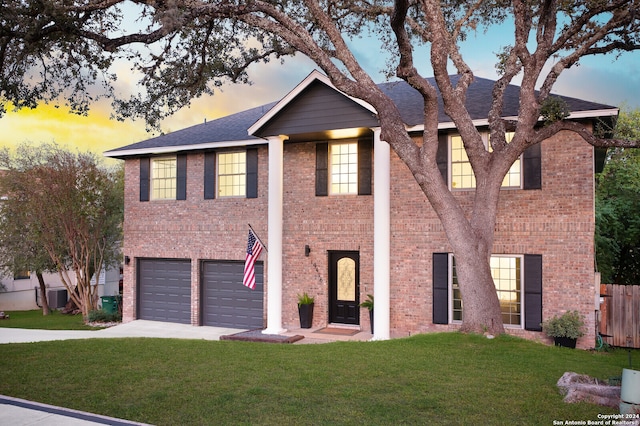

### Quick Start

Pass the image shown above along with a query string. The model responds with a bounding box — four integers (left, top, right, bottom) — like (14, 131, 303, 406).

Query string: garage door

(201, 260, 264, 329)
(137, 259, 191, 324)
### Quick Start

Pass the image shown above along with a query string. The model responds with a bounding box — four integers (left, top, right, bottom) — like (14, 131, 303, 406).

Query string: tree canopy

(0, 144, 123, 318)
(1, 0, 639, 333)
(596, 108, 640, 285)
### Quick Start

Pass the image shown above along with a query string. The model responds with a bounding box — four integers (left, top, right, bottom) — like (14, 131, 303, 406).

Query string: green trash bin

(100, 296, 118, 314)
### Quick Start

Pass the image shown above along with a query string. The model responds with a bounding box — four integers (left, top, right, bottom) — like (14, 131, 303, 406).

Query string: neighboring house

(0, 267, 122, 311)
(0, 271, 67, 311)
(105, 70, 616, 348)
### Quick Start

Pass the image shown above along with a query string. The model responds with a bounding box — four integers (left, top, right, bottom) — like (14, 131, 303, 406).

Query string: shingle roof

(379, 75, 615, 126)
(105, 75, 616, 157)
(106, 102, 277, 155)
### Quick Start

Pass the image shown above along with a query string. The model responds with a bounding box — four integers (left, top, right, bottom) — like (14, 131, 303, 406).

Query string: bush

(88, 309, 122, 323)
(541, 310, 585, 339)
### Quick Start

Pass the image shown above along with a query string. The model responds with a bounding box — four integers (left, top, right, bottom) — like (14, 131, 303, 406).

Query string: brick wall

(122, 149, 269, 325)
(121, 129, 596, 348)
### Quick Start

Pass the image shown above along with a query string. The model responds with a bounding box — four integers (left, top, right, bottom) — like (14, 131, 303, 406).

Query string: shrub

(541, 310, 585, 339)
(88, 309, 122, 323)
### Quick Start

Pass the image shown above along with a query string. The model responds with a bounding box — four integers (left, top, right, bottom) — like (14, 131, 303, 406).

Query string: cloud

(0, 103, 149, 157)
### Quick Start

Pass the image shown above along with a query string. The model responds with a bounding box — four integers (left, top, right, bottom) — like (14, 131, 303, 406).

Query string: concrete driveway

(0, 320, 245, 344)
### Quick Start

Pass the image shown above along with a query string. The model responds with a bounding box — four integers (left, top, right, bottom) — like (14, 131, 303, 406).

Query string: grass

(0, 332, 635, 425)
(0, 309, 99, 330)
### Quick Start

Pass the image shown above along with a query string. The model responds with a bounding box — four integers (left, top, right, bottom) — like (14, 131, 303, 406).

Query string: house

(105, 70, 617, 348)
(0, 267, 121, 311)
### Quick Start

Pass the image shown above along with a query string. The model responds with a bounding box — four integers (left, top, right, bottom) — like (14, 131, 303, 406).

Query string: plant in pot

(359, 294, 374, 334)
(541, 310, 585, 348)
(297, 292, 315, 329)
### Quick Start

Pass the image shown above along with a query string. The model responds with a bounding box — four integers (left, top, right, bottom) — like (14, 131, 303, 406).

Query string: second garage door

(201, 260, 264, 329)
(137, 258, 192, 324)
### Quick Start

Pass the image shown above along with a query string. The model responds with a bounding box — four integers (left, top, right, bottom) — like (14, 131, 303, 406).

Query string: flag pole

(248, 223, 268, 252)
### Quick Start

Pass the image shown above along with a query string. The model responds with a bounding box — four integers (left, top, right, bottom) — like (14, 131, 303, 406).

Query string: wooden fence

(599, 284, 640, 348)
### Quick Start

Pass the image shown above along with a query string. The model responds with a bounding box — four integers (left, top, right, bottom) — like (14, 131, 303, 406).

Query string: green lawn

(0, 309, 98, 330)
(0, 332, 632, 425)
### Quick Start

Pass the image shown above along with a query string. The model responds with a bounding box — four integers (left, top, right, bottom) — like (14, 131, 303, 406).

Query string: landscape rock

(557, 372, 621, 408)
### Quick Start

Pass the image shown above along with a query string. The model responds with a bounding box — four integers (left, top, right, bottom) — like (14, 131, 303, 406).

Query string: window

(217, 151, 246, 197)
(450, 135, 475, 189)
(140, 155, 185, 202)
(329, 142, 358, 195)
(450, 132, 522, 190)
(14, 270, 30, 280)
(497, 132, 521, 188)
(316, 140, 371, 197)
(451, 254, 522, 327)
(151, 157, 177, 200)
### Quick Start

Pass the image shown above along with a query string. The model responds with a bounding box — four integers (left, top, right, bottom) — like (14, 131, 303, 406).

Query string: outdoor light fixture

(304, 245, 311, 257)
(125, 256, 131, 265)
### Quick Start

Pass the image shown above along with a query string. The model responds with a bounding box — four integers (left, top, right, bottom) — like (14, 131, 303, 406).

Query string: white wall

(0, 266, 122, 311)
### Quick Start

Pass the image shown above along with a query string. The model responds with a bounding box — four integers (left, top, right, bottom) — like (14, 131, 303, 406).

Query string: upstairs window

(151, 157, 177, 200)
(450, 132, 522, 190)
(329, 142, 358, 195)
(497, 132, 521, 188)
(450, 135, 475, 189)
(217, 151, 246, 198)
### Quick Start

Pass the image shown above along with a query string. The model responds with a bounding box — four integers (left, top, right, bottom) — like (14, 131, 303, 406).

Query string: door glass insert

(337, 257, 356, 301)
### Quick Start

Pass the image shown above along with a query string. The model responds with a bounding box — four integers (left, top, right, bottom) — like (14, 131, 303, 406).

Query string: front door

(328, 251, 360, 325)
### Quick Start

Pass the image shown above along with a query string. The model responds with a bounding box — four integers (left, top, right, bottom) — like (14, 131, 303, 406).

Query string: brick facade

(122, 127, 596, 348)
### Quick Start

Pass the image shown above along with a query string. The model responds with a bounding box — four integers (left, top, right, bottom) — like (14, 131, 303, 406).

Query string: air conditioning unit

(48, 289, 68, 309)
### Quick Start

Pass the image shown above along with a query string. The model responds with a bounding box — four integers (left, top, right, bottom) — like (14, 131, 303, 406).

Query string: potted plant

(541, 310, 585, 348)
(297, 292, 315, 329)
(359, 294, 374, 333)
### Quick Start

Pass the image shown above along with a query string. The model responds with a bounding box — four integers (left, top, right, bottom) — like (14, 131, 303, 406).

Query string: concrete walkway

(0, 320, 244, 344)
(0, 395, 151, 426)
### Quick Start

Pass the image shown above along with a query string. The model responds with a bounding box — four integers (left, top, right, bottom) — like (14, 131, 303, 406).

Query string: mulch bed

(220, 329, 304, 344)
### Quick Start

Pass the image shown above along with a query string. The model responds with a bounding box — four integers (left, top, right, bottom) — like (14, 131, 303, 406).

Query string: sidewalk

(0, 320, 243, 344)
(0, 395, 151, 425)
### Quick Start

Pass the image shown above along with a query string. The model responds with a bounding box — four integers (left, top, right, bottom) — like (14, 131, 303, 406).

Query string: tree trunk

(35, 271, 50, 316)
(454, 248, 505, 335)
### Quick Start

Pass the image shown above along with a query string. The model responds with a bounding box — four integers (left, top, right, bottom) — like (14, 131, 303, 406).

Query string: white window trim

(216, 150, 247, 198)
(448, 132, 523, 191)
(448, 253, 524, 329)
(150, 156, 177, 200)
(328, 140, 358, 196)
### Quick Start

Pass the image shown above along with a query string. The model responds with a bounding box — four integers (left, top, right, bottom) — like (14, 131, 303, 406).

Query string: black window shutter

(523, 143, 542, 190)
(432, 253, 449, 324)
(316, 142, 328, 196)
(139, 157, 150, 202)
(358, 138, 372, 195)
(204, 152, 216, 200)
(524, 254, 543, 331)
(436, 133, 449, 186)
(176, 154, 187, 200)
(246, 148, 258, 199)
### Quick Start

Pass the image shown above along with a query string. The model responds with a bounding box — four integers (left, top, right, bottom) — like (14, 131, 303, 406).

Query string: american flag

(243, 229, 263, 290)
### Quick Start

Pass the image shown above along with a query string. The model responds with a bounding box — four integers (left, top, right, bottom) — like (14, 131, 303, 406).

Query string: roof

(105, 71, 618, 159)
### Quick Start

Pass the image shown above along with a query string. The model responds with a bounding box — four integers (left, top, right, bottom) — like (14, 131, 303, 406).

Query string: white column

(373, 128, 391, 340)
(263, 135, 287, 335)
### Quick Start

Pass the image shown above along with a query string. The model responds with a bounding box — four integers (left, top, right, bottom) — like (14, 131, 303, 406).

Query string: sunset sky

(1, 19, 638, 162)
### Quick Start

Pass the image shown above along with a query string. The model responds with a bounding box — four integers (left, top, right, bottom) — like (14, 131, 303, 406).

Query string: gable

(254, 80, 379, 140)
